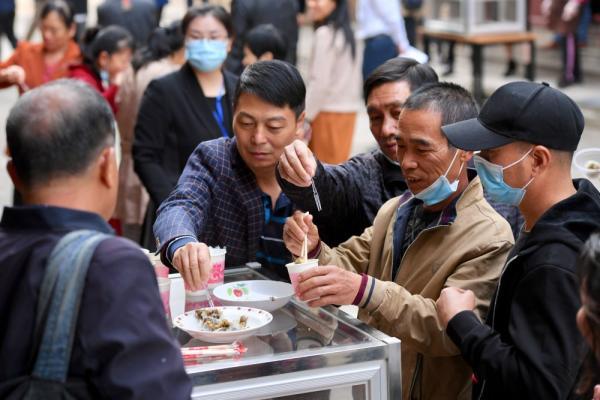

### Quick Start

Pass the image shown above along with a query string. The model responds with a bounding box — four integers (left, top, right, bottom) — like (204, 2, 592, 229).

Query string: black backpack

(0, 230, 109, 399)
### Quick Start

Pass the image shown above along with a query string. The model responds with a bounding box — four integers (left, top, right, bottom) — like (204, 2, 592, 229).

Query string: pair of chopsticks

(301, 235, 308, 262)
(311, 179, 322, 212)
(181, 341, 247, 364)
(300, 212, 309, 262)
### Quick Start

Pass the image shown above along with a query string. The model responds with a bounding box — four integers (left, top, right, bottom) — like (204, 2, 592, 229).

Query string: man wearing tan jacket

(283, 82, 514, 400)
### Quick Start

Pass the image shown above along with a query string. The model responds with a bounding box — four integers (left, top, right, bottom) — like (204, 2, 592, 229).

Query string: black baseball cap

(442, 81, 584, 151)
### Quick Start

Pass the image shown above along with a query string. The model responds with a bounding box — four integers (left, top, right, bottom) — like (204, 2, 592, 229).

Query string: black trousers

(0, 11, 18, 51)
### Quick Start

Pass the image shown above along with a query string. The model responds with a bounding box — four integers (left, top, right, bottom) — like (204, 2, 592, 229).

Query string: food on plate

(195, 308, 248, 332)
(586, 160, 600, 170)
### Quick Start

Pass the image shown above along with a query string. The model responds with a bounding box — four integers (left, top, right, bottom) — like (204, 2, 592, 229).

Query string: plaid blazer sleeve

(153, 143, 217, 255)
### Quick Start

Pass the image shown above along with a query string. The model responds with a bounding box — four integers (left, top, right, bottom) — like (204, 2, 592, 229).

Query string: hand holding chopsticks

(283, 211, 321, 258)
(278, 140, 322, 212)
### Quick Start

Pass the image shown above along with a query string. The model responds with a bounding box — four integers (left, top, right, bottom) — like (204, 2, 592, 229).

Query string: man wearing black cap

(436, 81, 600, 399)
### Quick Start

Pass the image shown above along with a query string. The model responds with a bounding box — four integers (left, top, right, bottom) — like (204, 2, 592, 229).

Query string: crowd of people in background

(1, 0, 600, 399)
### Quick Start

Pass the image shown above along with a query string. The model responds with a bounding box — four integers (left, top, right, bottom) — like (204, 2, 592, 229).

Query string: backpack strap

(31, 230, 110, 383)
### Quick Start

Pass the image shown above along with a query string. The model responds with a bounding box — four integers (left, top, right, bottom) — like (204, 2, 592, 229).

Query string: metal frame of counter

(168, 266, 401, 400)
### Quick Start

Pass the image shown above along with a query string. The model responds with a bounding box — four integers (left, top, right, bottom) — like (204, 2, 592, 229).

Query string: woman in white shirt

(356, 0, 410, 80)
(305, 0, 361, 164)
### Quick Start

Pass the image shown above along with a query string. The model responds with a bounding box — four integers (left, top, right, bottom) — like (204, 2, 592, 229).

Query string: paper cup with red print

(286, 259, 319, 301)
(184, 247, 227, 297)
(207, 247, 226, 289)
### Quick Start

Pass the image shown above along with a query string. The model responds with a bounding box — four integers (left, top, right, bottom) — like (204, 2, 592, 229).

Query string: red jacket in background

(68, 64, 119, 114)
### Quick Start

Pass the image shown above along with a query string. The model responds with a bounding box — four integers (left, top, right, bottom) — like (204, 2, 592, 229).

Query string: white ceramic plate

(174, 306, 273, 344)
(213, 281, 294, 312)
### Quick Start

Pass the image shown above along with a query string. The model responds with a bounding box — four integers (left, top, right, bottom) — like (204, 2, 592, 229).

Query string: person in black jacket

(133, 5, 237, 249)
(436, 81, 600, 399)
(224, 0, 299, 75)
(97, 0, 158, 47)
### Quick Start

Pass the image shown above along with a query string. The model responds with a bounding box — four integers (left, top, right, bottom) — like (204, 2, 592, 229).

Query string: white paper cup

(157, 277, 171, 319)
(286, 259, 319, 300)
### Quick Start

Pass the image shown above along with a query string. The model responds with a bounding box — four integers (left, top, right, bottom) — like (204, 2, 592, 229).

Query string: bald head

(6, 79, 115, 188)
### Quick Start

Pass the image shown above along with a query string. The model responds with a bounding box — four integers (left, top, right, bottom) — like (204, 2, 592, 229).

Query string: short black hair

(403, 82, 479, 127)
(6, 79, 115, 187)
(182, 5, 232, 37)
(234, 60, 305, 118)
(134, 21, 184, 70)
(41, 0, 74, 27)
(245, 24, 287, 61)
(82, 25, 134, 69)
(363, 57, 439, 102)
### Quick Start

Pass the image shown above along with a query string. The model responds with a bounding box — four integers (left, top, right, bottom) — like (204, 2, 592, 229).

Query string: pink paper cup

(286, 259, 319, 301)
(207, 247, 226, 290)
(180, 246, 226, 292)
(157, 277, 171, 318)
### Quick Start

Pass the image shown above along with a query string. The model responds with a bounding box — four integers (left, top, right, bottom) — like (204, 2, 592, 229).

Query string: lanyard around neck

(212, 85, 230, 138)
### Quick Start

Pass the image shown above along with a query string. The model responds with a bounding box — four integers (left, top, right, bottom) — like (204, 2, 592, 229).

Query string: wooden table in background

(422, 30, 537, 103)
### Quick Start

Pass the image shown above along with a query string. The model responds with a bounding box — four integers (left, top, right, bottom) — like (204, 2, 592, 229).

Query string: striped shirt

(257, 193, 293, 280)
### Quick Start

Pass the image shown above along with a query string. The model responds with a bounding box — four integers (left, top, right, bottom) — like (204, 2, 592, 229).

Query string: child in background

(69, 25, 134, 114)
(242, 24, 287, 67)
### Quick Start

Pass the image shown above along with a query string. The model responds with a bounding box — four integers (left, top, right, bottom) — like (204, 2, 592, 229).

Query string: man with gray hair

(0, 79, 194, 398)
(283, 82, 514, 400)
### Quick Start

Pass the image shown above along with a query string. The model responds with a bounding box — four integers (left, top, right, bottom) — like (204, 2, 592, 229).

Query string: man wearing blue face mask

(437, 81, 600, 400)
(282, 82, 514, 400)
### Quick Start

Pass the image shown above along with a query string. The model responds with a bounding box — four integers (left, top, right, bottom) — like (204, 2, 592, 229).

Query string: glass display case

(425, 0, 526, 34)
(168, 267, 402, 400)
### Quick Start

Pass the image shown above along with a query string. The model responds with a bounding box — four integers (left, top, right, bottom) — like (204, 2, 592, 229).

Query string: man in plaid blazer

(154, 60, 306, 289)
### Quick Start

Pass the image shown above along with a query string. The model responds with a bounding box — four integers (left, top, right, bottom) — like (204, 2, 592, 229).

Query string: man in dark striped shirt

(153, 60, 306, 288)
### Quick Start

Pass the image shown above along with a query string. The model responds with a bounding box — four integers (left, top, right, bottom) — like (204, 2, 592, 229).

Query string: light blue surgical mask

(473, 148, 534, 206)
(185, 39, 228, 72)
(99, 69, 110, 89)
(414, 150, 464, 206)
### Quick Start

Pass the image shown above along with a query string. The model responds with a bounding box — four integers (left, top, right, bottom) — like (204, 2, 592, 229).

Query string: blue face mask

(185, 39, 228, 72)
(414, 150, 463, 206)
(473, 148, 534, 206)
(99, 70, 110, 88)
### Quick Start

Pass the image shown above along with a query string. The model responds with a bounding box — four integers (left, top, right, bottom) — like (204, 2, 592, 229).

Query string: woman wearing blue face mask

(133, 5, 237, 250)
